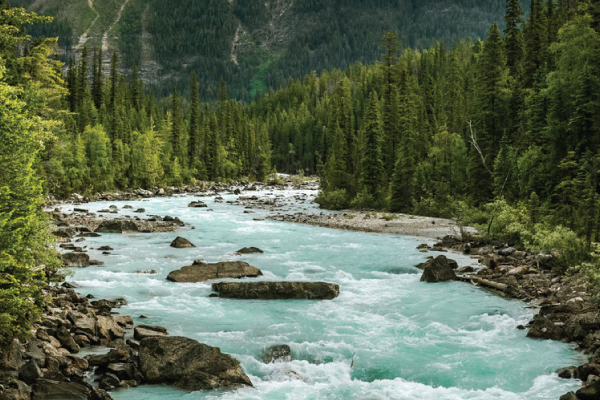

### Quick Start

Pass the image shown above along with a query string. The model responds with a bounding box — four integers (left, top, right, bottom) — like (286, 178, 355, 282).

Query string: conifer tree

(188, 73, 201, 171)
(505, 0, 524, 77)
(359, 91, 384, 195)
(170, 90, 184, 165)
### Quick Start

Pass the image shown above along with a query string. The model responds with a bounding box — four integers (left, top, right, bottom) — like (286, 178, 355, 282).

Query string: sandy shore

(267, 211, 478, 240)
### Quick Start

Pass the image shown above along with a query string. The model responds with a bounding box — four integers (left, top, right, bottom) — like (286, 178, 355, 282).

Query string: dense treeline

(40, 49, 272, 197)
(256, 0, 600, 251)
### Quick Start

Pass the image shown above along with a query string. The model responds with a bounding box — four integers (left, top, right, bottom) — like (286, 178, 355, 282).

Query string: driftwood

(456, 275, 508, 292)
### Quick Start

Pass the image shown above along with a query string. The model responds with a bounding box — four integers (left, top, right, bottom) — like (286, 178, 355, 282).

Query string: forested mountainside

(12, 0, 528, 101)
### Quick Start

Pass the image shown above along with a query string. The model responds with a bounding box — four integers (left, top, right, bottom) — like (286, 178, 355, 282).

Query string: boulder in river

(188, 201, 208, 208)
(263, 345, 292, 363)
(167, 262, 262, 283)
(170, 237, 195, 248)
(576, 379, 600, 400)
(138, 336, 253, 391)
(419, 255, 457, 283)
(236, 247, 264, 255)
(211, 281, 340, 300)
(62, 252, 90, 268)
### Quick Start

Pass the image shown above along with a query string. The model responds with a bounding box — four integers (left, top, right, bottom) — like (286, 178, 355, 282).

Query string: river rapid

(61, 190, 584, 400)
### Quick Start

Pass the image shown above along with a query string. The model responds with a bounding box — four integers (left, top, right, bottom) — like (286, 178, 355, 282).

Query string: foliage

(315, 189, 350, 210)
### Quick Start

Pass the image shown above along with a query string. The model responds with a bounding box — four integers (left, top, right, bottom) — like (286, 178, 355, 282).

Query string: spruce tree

(359, 91, 384, 195)
(504, 0, 524, 77)
(170, 90, 184, 164)
(188, 73, 201, 171)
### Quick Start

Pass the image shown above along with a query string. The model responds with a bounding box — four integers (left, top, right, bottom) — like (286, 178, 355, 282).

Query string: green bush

(315, 189, 350, 210)
(350, 189, 375, 209)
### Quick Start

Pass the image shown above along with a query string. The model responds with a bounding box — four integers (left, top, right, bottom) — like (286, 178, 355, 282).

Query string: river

(61, 189, 583, 399)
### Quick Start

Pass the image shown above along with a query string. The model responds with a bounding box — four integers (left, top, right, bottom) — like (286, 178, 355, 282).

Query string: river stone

(88, 348, 130, 367)
(95, 219, 139, 233)
(236, 247, 264, 255)
(134, 325, 168, 341)
(557, 366, 579, 379)
(31, 379, 91, 400)
(420, 255, 457, 282)
(62, 252, 90, 268)
(188, 201, 208, 208)
(99, 372, 121, 391)
(167, 262, 262, 283)
(211, 281, 340, 300)
(576, 379, 600, 400)
(559, 392, 577, 400)
(170, 237, 195, 248)
(138, 336, 253, 391)
(263, 345, 292, 363)
(0, 340, 23, 380)
(19, 359, 42, 384)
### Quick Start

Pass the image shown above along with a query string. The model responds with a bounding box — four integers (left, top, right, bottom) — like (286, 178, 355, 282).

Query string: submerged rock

(138, 336, 252, 391)
(263, 345, 292, 363)
(170, 237, 195, 248)
(235, 247, 264, 255)
(211, 281, 340, 300)
(419, 255, 457, 283)
(167, 262, 262, 283)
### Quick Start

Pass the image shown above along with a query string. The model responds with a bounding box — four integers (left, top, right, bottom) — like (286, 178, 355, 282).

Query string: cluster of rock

(423, 236, 600, 400)
(0, 285, 253, 400)
(46, 178, 318, 208)
(166, 259, 339, 300)
(234, 193, 314, 213)
(51, 209, 185, 241)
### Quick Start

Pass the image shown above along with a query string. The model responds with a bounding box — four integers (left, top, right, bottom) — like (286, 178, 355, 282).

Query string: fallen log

(455, 275, 508, 291)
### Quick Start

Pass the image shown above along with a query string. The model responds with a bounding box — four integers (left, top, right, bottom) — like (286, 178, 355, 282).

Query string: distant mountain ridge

(13, 0, 529, 100)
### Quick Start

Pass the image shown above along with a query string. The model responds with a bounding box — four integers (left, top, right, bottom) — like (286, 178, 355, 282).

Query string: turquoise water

(61, 191, 583, 400)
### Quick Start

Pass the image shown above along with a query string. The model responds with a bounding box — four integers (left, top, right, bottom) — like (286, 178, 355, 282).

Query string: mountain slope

(13, 0, 529, 100)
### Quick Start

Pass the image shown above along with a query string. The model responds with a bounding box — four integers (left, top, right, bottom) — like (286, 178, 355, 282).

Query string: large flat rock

(211, 281, 340, 300)
(138, 336, 252, 391)
(167, 262, 262, 283)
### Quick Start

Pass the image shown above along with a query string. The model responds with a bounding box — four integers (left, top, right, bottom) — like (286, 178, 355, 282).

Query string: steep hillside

(13, 0, 528, 100)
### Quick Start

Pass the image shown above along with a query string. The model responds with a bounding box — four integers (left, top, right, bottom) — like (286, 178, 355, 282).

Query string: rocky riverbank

(265, 211, 478, 239)
(0, 284, 253, 400)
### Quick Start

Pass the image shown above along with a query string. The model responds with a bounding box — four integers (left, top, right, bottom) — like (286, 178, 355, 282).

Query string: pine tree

(505, 0, 524, 77)
(523, 0, 544, 88)
(92, 47, 103, 109)
(170, 90, 184, 164)
(359, 91, 384, 195)
(380, 32, 401, 177)
(469, 24, 509, 204)
(188, 73, 201, 171)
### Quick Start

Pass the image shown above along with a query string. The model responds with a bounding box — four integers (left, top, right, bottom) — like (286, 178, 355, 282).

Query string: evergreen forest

(2, 0, 600, 342)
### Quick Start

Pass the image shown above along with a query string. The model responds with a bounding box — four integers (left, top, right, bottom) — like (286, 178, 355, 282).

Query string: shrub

(315, 189, 350, 210)
(350, 189, 375, 209)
